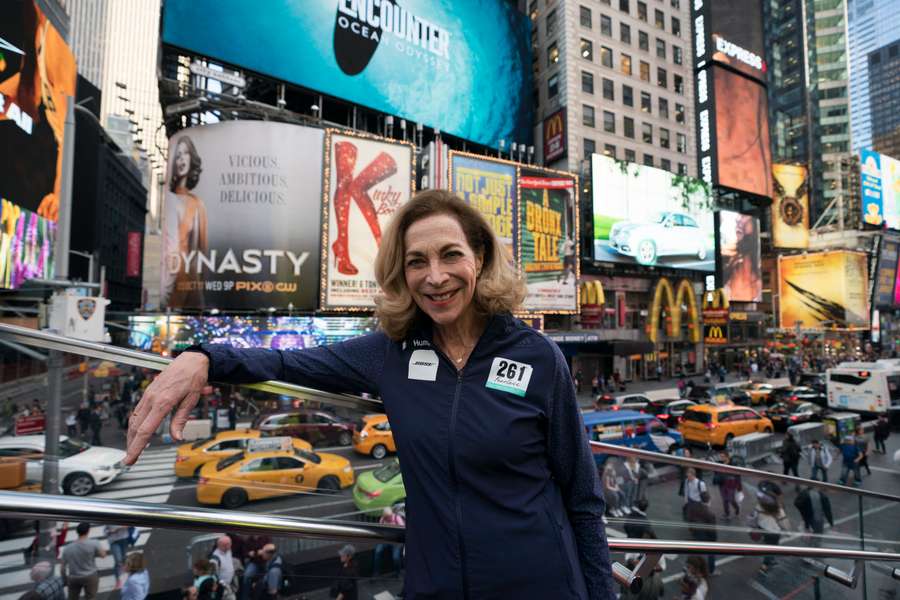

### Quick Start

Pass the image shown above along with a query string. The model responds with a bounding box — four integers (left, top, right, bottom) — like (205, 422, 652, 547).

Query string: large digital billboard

(772, 164, 810, 248)
(716, 211, 761, 303)
(860, 148, 900, 229)
(321, 129, 414, 309)
(592, 154, 714, 271)
(692, 0, 765, 83)
(162, 121, 324, 311)
(778, 252, 869, 330)
(873, 237, 900, 308)
(519, 168, 578, 312)
(161, 0, 533, 149)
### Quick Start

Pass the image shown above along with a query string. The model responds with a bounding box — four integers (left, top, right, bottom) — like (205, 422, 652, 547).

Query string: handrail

(0, 491, 899, 565)
(590, 441, 900, 504)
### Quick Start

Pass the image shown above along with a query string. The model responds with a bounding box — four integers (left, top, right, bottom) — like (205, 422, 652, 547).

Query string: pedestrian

(748, 482, 789, 575)
(622, 456, 641, 513)
(677, 377, 686, 398)
(61, 522, 107, 600)
(656, 364, 663, 381)
(779, 432, 801, 477)
(855, 426, 872, 476)
(237, 535, 271, 600)
(622, 499, 654, 539)
(718, 365, 726, 384)
(256, 544, 283, 600)
(209, 536, 240, 600)
(25, 561, 65, 600)
(574, 370, 583, 394)
(703, 368, 711, 384)
(65, 412, 78, 438)
(329, 544, 358, 600)
(684, 556, 709, 599)
(682, 468, 708, 518)
(713, 451, 742, 519)
(602, 462, 627, 517)
(806, 439, 832, 482)
(76, 403, 91, 438)
(591, 375, 599, 397)
(227, 400, 237, 431)
(838, 436, 863, 487)
(120, 552, 150, 600)
(89, 405, 103, 446)
(192, 560, 221, 600)
(874, 415, 890, 454)
(684, 497, 718, 575)
(105, 525, 131, 589)
(373, 507, 405, 576)
(793, 486, 833, 548)
(613, 369, 623, 391)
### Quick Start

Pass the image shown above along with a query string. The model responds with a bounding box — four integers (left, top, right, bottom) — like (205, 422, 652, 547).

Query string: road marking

(749, 579, 782, 599)
(868, 466, 899, 475)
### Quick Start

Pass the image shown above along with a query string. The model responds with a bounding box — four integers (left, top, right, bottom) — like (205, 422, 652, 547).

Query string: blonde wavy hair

(374, 190, 526, 340)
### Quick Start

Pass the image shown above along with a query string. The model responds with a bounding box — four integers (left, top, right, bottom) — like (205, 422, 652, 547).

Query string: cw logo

(648, 278, 700, 343)
(703, 288, 729, 310)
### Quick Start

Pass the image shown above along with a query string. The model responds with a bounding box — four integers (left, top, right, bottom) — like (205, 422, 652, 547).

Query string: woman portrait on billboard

(722, 213, 761, 302)
(165, 135, 208, 308)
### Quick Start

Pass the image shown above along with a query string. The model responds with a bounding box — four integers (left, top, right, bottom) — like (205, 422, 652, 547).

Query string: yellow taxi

(745, 383, 774, 405)
(352, 414, 396, 459)
(174, 429, 312, 478)
(677, 404, 773, 447)
(196, 437, 354, 508)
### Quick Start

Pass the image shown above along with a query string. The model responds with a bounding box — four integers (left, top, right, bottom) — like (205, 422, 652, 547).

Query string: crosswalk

(0, 447, 178, 600)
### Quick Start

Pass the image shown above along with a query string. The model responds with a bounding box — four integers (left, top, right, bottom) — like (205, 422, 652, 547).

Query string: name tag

(485, 357, 533, 397)
(408, 350, 439, 381)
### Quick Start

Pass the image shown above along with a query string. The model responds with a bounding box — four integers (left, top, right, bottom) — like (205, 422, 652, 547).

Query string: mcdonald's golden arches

(702, 288, 729, 310)
(647, 278, 701, 343)
(579, 280, 605, 306)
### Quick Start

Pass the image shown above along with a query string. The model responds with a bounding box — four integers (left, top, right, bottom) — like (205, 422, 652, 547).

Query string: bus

(826, 360, 900, 415)
(583, 410, 682, 466)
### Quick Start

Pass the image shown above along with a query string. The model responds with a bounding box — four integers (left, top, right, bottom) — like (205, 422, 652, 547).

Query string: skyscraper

(868, 41, 900, 158)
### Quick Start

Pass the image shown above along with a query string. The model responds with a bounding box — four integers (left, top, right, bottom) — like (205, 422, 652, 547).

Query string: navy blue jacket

(196, 313, 614, 599)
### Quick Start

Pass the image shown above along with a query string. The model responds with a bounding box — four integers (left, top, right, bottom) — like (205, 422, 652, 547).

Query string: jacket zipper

(448, 368, 470, 599)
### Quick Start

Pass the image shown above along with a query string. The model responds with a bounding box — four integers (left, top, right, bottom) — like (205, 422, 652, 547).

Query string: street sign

(189, 61, 246, 88)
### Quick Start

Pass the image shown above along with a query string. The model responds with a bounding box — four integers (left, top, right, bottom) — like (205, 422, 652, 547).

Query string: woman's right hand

(125, 351, 210, 465)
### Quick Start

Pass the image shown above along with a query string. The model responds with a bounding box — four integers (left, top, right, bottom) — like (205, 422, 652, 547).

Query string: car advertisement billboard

(873, 237, 900, 308)
(772, 164, 810, 248)
(162, 121, 324, 311)
(321, 129, 415, 309)
(778, 251, 869, 330)
(716, 211, 761, 303)
(518, 168, 578, 312)
(591, 153, 714, 271)
(860, 148, 900, 229)
(161, 0, 533, 149)
(448, 152, 517, 261)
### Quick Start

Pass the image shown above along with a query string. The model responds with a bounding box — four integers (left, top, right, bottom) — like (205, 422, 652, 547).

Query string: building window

(660, 127, 671, 149)
(671, 0, 680, 8)
(661, 158, 672, 171)
(602, 77, 614, 100)
(637, 1, 647, 21)
(640, 91, 652, 113)
(600, 14, 612, 36)
(675, 103, 685, 123)
(533, 87, 539, 109)
(600, 45, 613, 67)
(654, 9, 665, 29)
(656, 38, 666, 59)
(547, 41, 560, 66)
(603, 110, 616, 133)
(582, 71, 595, 94)
(621, 23, 632, 44)
(584, 137, 596, 158)
(548, 73, 559, 98)
(583, 104, 596, 127)
(580, 5, 592, 28)
(678, 162, 688, 175)
(624, 116, 635, 138)
(642, 122, 653, 143)
(659, 97, 669, 119)
(673, 46, 683, 65)
(672, 16, 681, 37)
(639, 31, 649, 51)
(643, 153, 654, 166)
(620, 0, 630, 13)
(657, 67, 667, 88)
(547, 8, 558, 34)
(674, 74, 684, 94)
(621, 53, 632, 75)
(640, 61, 650, 81)
(623, 85, 634, 106)
(581, 39, 594, 61)
(604, 144, 616, 158)
(625, 148, 636, 162)
(676, 132, 687, 153)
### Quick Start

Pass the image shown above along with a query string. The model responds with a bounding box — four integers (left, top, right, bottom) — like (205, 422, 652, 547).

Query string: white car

(0, 435, 126, 496)
(608, 211, 708, 265)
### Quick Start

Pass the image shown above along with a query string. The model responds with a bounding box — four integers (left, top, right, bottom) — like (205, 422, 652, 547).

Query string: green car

(353, 460, 405, 517)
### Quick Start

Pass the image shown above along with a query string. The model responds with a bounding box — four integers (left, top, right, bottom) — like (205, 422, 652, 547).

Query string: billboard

(778, 252, 869, 330)
(692, 0, 765, 83)
(873, 237, 899, 308)
(161, 0, 533, 149)
(542, 108, 566, 164)
(772, 164, 810, 248)
(591, 153, 714, 271)
(0, 198, 55, 288)
(716, 211, 761, 303)
(519, 168, 578, 312)
(162, 121, 324, 310)
(321, 130, 414, 309)
(0, 0, 76, 223)
(860, 148, 900, 229)
(448, 152, 517, 261)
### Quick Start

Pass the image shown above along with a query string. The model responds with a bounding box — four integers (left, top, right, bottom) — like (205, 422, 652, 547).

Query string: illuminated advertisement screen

(860, 148, 900, 229)
(162, 121, 324, 310)
(161, 0, 533, 149)
(449, 152, 517, 260)
(591, 153, 714, 272)
(778, 252, 869, 330)
(716, 211, 761, 303)
(873, 237, 899, 308)
(772, 164, 809, 248)
(692, 0, 765, 83)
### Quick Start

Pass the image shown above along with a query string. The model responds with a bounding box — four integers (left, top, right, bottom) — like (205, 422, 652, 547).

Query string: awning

(546, 332, 654, 356)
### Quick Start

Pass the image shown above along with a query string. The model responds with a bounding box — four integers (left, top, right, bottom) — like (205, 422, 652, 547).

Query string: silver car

(608, 211, 708, 265)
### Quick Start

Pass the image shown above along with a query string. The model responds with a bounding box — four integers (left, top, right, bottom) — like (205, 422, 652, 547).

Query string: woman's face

(404, 214, 482, 330)
(175, 141, 192, 179)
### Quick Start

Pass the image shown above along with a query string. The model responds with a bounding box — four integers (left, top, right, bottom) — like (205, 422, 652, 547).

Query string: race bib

(485, 357, 533, 397)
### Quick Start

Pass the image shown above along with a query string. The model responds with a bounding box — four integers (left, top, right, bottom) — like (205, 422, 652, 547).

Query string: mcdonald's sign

(702, 288, 729, 310)
(647, 278, 701, 344)
(543, 108, 567, 163)
(579, 280, 605, 306)
(704, 323, 728, 345)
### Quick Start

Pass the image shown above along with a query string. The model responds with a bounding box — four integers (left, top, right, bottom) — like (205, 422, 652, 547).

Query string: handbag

(735, 490, 745, 504)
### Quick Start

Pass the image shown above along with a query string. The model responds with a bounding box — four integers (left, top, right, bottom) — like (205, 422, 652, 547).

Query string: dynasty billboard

(519, 169, 577, 312)
(161, 0, 533, 149)
(873, 237, 900, 308)
(448, 152, 517, 261)
(591, 153, 714, 271)
(860, 148, 900, 229)
(778, 251, 869, 330)
(322, 130, 414, 309)
(772, 164, 810, 248)
(716, 211, 761, 303)
(162, 121, 324, 310)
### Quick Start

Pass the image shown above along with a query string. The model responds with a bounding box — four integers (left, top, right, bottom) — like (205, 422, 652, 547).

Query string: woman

(748, 481, 789, 575)
(126, 190, 614, 598)
(121, 552, 149, 600)
(105, 525, 131, 588)
(603, 462, 626, 518)
(684, 556, 709, 600)
(164, 135, 208, 308)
